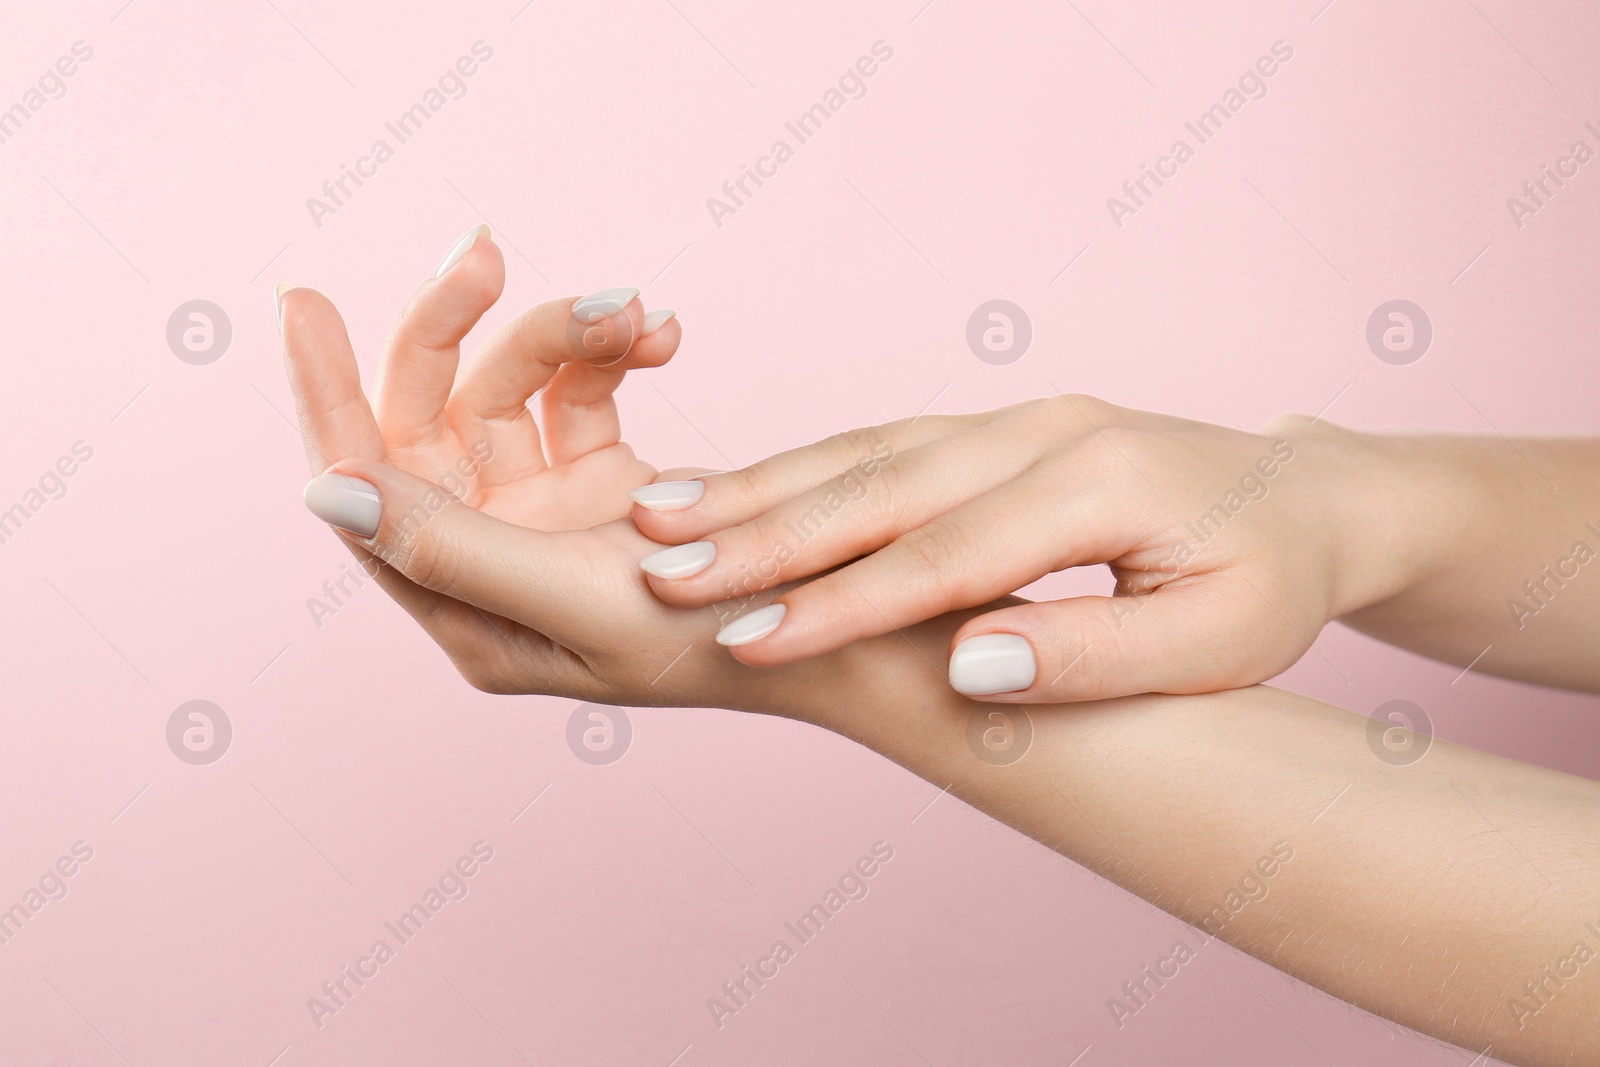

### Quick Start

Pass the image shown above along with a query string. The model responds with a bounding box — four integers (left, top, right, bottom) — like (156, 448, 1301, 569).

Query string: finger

(372, 225, 506, 452)
(947, 581, 1305, 702)
(445, 288, 651, 485)
(300, 459, 603, 648)
(277, 285, 385, 472)
(656, 465, 721, 480)
(330, 537, 595, 697)
(638, 418, 1040, 607)
(714, 474, 1132, 667)
(629, 405, 1027, 542)
(540, 309, 681, 465)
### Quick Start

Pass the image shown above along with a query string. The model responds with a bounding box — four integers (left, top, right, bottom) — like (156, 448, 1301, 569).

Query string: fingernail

(274, 282, 294, 332)
(639, 540, 716, 579)
(435, 223, 489, 278)
(303, 473, 381, 539)
(571, 287, 639, 323)
(716, 604, 786, 647)
(948, 634, 1037, 696)
(641, 308, 676, 335)
(629, 479, 704, 511)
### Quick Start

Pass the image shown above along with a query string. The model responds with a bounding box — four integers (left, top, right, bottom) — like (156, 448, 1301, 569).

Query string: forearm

(793, 623, 1600, 1066)
(1285, 420, 1600, 690)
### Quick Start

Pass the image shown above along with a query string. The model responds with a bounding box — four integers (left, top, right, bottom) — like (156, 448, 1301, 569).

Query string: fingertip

(641, 308, 676, 336)
(629, 479, 705, 512)
(715, 602, 788, 649)
(947, 632, 1037, 697)
(434, 223, 490, 278)
(303, 471, 381, 540)
(276, 285, 339, 343)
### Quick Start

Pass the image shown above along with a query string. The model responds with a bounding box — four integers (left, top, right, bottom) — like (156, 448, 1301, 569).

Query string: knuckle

(831, 426, 890, 472)
(823, 427, 900, 511)
(721, 463, 766, 505)
(381, 497, 458, 594)
(1259, 411, 1319, 439)
(717, 521, 788, 598)
(1048, 391, 1106, 422)
(1049, 612, 1119, 697)
(895, 519, 968, 602)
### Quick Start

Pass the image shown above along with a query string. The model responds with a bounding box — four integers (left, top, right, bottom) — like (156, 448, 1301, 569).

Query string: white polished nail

(435, 223, 489, 278)
(641, 308, 676, 335)
(629, 479, 704, 511)
(303, 473, 381, 539)
(639, 540, 716, 579)
(572, 287, 639, 323)
(274, 282, 293, 332)
(716, 604, 786, 647)
(948, 633, 1037, 695)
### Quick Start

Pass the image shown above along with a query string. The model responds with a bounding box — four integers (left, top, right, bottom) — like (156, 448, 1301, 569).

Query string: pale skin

(631, 399, 1600, 702)
(279, 230, 1600, 1067)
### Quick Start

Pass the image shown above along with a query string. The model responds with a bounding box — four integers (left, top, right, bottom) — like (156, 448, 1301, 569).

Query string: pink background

(3, 0, 1598, 1062)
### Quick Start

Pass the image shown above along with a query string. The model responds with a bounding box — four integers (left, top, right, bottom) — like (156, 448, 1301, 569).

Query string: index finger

(628, 411, 991, 543)
(277, 284, 385, 472)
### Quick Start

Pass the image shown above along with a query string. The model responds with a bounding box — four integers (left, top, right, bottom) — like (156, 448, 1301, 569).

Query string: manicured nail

(639, 540, 716, 579)
(571, 287, 639, 323)
(948, 634, 1037, 695)
(435, 223, 489, 278)
(629, 479, 704, 511)
(274, 282, 293, 332)
(641, 308, 676, 335)
(303, 473, 381, 539)
(716, 604, 786, 647)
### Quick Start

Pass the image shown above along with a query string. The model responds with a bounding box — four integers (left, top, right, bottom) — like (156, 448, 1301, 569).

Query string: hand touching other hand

(628, 396, 1404, 703)
(277, 225, 926, 715)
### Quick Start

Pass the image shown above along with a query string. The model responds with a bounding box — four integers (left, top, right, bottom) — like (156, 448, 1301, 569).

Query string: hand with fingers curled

(627, 399, 1377, 702)
(279, 225, 1600, 1067)
(277, 223, 975, 720)
(629, 385, 1600, 706)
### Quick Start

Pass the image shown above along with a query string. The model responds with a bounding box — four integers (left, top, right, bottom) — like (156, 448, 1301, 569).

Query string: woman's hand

(276, 225, 937, 716)
(275, 236, 1600, 1067)
(627, 396, 1408, 703)
(282, 224, 682, 534)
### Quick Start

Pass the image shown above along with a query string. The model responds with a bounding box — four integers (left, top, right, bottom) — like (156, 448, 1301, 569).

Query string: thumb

(946, 586, 1296, 703)
(302, 461, 596, 645)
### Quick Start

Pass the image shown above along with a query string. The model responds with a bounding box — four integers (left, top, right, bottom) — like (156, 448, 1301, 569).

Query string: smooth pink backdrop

(2, 0, 1597, 1063)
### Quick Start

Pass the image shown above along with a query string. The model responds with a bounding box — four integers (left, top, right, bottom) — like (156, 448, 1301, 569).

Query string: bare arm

(1287, 419, 1600, 692)
(814, 622, 1600, 1067)
(278, 239, 1599, 1067)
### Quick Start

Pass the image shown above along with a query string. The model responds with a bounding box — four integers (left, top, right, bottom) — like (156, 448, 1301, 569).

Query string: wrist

(1266, 415, 1463, 620)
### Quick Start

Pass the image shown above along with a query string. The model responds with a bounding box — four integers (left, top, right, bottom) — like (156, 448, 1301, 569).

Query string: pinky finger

(540, 310, 679, 465)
